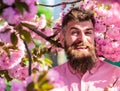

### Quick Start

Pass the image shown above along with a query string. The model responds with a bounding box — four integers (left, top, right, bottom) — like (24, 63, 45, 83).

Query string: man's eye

(71, 31, 79, 35)
(85, 31, 93, 35)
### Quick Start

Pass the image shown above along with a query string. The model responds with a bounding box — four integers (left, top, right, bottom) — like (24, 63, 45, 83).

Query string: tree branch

(37, 0, 81, 7)
(48, 27, 61, 38)
(24, 41, 32, 76)
(29, 28, 63, 48)
(21, 22, 63, 48)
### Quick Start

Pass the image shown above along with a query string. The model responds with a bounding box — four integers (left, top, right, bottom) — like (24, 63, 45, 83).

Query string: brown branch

(37, 0, 81, 7)
(48, 27, 61, 38)
(29, 28, 63, 48)
(21, 21, 63, 48)
(24, 41, 32, 76)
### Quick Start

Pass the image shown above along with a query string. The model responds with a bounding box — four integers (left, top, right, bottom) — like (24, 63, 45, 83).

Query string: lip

(75, 46, 88, 50)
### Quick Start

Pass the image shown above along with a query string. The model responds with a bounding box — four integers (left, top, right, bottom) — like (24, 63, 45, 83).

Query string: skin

(63, 20, 95, 54)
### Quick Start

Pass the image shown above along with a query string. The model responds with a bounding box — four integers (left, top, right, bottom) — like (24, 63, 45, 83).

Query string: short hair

(62, 7, 95, 29)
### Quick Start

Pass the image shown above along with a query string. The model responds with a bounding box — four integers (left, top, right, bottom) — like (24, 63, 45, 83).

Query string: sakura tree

(0, 0, 120, 91)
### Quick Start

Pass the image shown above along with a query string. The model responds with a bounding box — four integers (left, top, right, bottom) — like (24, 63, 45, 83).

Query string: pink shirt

(48, 60, 120, 91)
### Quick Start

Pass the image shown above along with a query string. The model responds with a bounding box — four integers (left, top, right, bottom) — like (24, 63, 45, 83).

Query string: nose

(73, 32, 87, 45)
(77, 32, 87, 42)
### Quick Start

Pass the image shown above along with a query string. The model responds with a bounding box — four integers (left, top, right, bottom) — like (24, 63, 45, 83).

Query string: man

(48, 7, 120, 91)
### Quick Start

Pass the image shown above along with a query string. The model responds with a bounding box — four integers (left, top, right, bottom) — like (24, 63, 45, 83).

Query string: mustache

(71, 40, 89, 47)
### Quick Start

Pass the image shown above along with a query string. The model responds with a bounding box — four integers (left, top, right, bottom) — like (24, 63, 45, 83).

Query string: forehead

(65, 20, 94, 30)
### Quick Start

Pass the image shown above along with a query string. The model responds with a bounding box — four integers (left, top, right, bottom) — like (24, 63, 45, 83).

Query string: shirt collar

(67, 58, 104, 76)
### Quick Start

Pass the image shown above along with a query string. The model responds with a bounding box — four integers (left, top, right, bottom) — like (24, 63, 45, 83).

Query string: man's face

(63, 20, 96, 73)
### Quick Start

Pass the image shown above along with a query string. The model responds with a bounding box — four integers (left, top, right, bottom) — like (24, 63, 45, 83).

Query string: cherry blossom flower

(0, 78, 6, 91)
(0, 25, 25, 70)
(2, 0, 15, 6)
(10, 80, 26, 91)
(2, 0, 37, 25)
(8, 65, 28, 80)
(2, 7, 21, 25)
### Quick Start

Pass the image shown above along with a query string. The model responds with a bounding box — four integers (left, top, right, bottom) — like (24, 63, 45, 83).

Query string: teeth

(77, 46, 87, 49)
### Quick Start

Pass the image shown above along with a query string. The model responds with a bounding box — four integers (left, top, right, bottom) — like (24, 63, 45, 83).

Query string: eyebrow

(70, 27, 94, 31)
(86, 28, 94, 31)
(70, 27, 79, 31)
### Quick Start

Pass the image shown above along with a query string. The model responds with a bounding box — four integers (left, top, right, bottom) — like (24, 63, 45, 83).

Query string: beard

(64, 40, 97, 74)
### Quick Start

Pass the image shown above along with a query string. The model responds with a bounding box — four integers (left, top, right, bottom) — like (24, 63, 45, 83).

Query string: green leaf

(39, 79, 49, 86)
(3, 46, 10, 57)
(21, 57, 29, 66)
(10, 32, 18, 46)
(38, 71, 47, 83)
(14, 25, 23, 31)
(0, 20, 5, 26)
(33, 39, 41, 47)
(19, 30, 32, 43)
(0, 70, 12, 81)
(42, 83, 53, 90)
(26, 82, 34, 91)
(15, 2, 29, 15)
(5, 80, 11, 91)
(8, 45, 18, 50)
(37, 71, 53, 90)
(44, 58, 53, 67)
(104, 4, 111, 10)
(0, 42, 4, 46)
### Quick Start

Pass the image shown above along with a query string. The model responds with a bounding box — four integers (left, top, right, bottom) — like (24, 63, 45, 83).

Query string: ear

(59, 32, 64, 48)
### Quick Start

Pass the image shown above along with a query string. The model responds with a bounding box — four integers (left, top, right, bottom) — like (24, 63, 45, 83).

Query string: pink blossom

(21, 0, 36, 5)
(94, 20, 106, 33)
(95, 37, 120, 61)
(21, 14, 46, 30)
(2, 0, 37, 25)
(32, 62, 48, 72)
(43, 27, 53, 36)
(22, 0, 37, 21)
(81, 0, 120, 61)
(3, 0, 15, 6)
(0, 26, 25, 70)
(0, 78, 6, 91)
(97, 0, 120, 5)
(47, 70, 63, 88)
(0, 45, 25, 70)
(106, 26, 120, 40)
(80, 0, 97, 10)
(61, 4, 66, 10)
(22, 4, 37, 21)
(38, 14, 46, 29)
(10, 80, 25, 91)
(2, 7, 21, 25)
(95, 1, 120, 27)
(0, 22, 8, 32)
(23, 76, 33, 87)
(8, 65, 28, 80)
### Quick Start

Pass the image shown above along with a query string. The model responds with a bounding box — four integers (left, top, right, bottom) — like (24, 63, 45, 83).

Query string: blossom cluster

(1, 0, 37, 25)
(81, 0, 120, 61)
(0, 76, 32, 91)
(0, 23, 27, 79)
(0, 11, 54, 90)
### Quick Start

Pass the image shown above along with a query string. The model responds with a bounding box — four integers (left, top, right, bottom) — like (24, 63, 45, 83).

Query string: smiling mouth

(75, 46, 88, 50)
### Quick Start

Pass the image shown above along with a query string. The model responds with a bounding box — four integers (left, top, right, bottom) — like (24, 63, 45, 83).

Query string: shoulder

(102, 60, 120, 75)
(52, 62, 68, 70)
(47, 62, 69, 88)
(48, 62, 68, 76)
